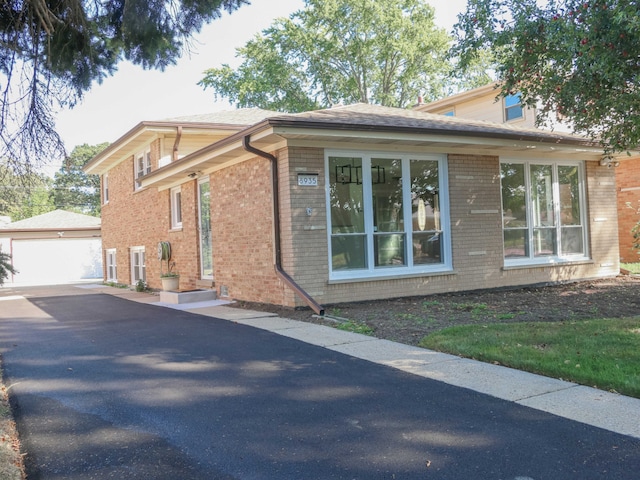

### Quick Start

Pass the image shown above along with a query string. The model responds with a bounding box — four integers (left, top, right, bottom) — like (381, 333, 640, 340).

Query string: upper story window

(504, 93, 523, 122)
(135, 148, 152, 189)
(170, 186, 182, 229)
(326, 150, 451, 281)
(103, 174, 109, 204)
(500, 159, 588, 266)
(442, 110, 455, 117)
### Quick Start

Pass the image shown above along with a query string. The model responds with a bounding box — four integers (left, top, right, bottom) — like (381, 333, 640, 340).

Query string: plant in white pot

(158, 241, 179, 291)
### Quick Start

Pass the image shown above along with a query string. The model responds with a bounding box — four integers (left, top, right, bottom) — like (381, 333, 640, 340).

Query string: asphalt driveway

(0, 287, 638, 479)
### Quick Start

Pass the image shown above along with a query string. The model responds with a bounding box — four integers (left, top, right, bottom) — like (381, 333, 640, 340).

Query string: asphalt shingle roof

(265, 103, 594, 146)
(161, 108, 283, 126)
(0, 210, 101, 230)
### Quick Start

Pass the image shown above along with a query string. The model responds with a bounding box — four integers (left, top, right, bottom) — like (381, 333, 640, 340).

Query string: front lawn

(420, 317, 640, 399)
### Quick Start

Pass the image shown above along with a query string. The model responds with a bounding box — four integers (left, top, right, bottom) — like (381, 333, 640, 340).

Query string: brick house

(84, 103, 629, 312)
(416, 83, 640, 263)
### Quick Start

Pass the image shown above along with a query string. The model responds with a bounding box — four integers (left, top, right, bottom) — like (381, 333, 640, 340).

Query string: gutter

(242, 135, 325, 316)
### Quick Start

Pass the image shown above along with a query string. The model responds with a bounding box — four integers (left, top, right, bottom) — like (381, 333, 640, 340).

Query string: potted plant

(160, 261, 180, 291)
(158, 241, 179, 291)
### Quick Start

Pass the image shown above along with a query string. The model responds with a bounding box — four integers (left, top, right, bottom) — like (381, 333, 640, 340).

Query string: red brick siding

(616, 161, 640, 262)
(100, 138, 200, 290)
(210, 155, 286, 305)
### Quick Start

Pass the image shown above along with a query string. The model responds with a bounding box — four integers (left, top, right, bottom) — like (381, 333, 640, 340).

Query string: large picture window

(501, 160, 587, 265)
(327, 151, 450, 280)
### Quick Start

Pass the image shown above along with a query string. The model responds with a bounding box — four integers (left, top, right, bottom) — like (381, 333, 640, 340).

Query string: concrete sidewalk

(35, 284, 640, 440)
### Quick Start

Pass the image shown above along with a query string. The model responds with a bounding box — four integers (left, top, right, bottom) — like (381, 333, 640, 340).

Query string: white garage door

(10, 238, 103, 285)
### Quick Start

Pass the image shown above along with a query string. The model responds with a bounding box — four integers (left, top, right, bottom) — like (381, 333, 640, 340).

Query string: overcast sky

(55, 0, 469, 152)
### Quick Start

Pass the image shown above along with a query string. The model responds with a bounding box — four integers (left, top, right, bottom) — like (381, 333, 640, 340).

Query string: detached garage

(0, 210, 102, 286)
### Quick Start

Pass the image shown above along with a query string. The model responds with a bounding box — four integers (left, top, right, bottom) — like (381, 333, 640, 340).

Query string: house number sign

(297, 173, 319, 186)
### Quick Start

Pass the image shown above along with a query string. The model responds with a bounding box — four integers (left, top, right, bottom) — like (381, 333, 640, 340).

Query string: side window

(103, 174, 109, 204)
(171, 186, 182, 229)
(135, 149, 151, 189)
(106, 249, 117, 282)
(504, 93, 523, 122)
(130, 246, 146, 284)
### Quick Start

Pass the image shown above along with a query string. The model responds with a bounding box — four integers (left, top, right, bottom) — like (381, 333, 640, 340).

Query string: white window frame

(504, 93, 524, 122)
(325, 149, 452, 281)
(130, 246, 146, 284)
(103, 174, 109, 204)
(106, 249, 117, 282)
(135, 148, 152, 190)
(500, 158, 589, 267)
(170, 186, 183, 229)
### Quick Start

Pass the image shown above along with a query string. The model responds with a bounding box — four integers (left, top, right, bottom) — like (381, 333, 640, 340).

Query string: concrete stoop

(159, 289, 217, 304)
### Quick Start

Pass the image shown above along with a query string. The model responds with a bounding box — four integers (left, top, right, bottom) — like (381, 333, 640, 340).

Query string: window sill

(169, 227, 183, 233)
(502, 258, 593, 271)
(328, 268, 456, 284)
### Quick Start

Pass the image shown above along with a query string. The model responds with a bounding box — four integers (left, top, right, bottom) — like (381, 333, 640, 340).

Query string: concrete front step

(159, 289, 217, 304)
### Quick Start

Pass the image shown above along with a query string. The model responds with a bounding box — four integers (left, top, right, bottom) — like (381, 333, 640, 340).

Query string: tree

(453, 0, 640, 154)
(51, 143, 108, 216)
(0, 248, 18, 286)
(0, 0, 248, 176)
(200, 0, 484, 112)
(0, 163, 53, 221)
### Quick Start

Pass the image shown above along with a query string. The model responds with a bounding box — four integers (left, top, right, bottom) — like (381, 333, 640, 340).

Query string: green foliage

(0, 249, 18, 286)
(51, 143, 108, 216)
(1, 0, 247, 174)
(420, 318, 640, 398)
(135, 279, 149, 292)
(0, 165, 54, 221)
(335, 320, 375, 336)
(200, 0, 485, 112)
(454, 0, 640, 154)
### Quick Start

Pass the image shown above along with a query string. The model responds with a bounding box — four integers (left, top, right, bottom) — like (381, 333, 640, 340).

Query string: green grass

(335, 321, 375, 336)
(621, 262, 640, 274)
(419, 318, 640, 398)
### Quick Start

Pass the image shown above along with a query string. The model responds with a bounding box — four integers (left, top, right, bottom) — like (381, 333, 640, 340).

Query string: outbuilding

(0, 210, 102, 286)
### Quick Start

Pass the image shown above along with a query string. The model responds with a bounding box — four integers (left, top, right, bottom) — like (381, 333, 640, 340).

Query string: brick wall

(101, 138, 200, 290)
(278, 150, 620, 307)
(101, 139, 621, 308)
(210, 154, 286, 305)
(615, 161, 640, 262)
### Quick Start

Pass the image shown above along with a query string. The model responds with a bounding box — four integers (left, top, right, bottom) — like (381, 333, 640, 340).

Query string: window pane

(374, 234, 405, 267)
(176, 192, 182, 223)
(533, 228, 555, 257)
(413, 231, 442, 264)
(329, 157, 365, 234)
(501, 163, 527, 228)
(558, 165, 581, 226)
(199, 181, 213, 278)
(504, 229, 528, 258)
(329, 157, 366, 270)
(372, 158, 403, 233)
(332, 235, 366, 270)
(505, 94, 523, 121)
(530, 164, 555, 228)
(410, 159, 442, 265)
(561, 226, 584, 255)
